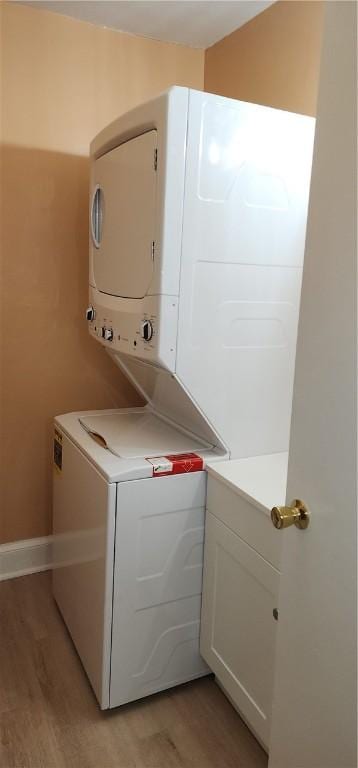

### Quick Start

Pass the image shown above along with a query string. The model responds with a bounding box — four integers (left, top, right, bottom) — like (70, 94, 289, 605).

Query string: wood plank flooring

(0, 573, 267, 768)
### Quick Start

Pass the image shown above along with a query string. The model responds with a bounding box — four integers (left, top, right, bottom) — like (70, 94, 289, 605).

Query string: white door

(269, 3, 357, 767)
(91, 130, 157, 298)
(201, 509, 280, 751)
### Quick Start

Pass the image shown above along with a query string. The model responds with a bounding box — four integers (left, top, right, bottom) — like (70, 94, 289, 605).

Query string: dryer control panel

(87, 286, 178, 373)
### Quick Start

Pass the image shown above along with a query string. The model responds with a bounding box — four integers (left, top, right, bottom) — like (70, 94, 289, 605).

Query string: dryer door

(91, 130, 157, 299)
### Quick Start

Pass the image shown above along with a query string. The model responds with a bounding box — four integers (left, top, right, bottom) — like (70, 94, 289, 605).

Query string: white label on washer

(146, 457, 173, 474)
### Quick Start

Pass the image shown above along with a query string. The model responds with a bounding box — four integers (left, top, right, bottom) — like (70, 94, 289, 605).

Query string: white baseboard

(0, 535, 53, 582)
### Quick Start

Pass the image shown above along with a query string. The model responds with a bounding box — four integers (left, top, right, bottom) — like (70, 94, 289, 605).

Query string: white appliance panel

(87, 90, 191, 371)
(90, 87, 189, 299)
(110, 473, 209, 707)
(176, 91, 314, 457)
(91, 130, 157, 299)
(177, 260, 302, 457)
(52, 432, 115, 708)
(88, 287, 178, 372)
(110, 354, 225, 451)
(193, 97, 313, 268)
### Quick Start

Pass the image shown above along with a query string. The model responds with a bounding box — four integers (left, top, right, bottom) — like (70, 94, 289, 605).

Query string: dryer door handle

(91, 185, 103, 249)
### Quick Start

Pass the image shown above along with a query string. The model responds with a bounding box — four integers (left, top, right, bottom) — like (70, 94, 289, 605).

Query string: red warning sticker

(146, 452, 204, 477)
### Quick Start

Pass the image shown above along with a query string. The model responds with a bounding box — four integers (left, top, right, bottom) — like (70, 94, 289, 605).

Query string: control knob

(86, 306, 95, 322)
(103, 328, 114, 342)
(141, 320, 153, 342)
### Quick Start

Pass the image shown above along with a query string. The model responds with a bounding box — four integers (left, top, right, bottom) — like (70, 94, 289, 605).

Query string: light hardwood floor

(0, 573, 267, 768)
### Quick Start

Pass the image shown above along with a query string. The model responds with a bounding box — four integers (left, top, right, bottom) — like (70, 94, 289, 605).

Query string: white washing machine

(53, 407, 223, 708)
(53, 87, 315, 709)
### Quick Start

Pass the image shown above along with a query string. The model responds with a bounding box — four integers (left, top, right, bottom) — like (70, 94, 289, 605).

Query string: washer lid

(79, 410, 211, 459)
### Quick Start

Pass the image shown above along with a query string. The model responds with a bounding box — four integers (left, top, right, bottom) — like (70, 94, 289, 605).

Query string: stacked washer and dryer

(52, 87, 314, 709)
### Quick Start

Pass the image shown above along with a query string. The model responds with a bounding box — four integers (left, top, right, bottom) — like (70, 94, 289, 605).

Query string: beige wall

(1, 0, 324, 546)
(205, 1, 324, 116)
(0, 2, 204, 544)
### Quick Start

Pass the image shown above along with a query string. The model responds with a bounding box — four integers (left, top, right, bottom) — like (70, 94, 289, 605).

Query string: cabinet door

(90, 130, 157, 299)
(200, 512, 280, 750)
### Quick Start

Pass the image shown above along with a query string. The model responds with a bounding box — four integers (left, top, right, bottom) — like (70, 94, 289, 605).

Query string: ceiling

(23, 1, 275, 48)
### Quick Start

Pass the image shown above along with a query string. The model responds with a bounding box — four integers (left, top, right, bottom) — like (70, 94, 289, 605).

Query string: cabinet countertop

(206, 452, 288, 514)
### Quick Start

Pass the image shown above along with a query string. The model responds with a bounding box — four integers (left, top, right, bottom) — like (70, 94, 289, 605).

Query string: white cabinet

(200, 456, 286, 751)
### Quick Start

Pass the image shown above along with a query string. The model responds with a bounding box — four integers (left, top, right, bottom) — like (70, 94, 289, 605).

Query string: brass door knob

(271, 499, 310, 530)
